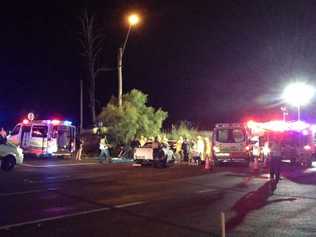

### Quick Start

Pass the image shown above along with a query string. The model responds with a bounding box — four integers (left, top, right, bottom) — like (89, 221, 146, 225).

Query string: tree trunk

(89, 75, 96, 127)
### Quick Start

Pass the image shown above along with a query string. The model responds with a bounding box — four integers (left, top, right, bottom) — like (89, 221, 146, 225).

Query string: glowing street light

(117, 13, 141, 107)
(282, 82, 315, 121)
(128, 14, 140, 26)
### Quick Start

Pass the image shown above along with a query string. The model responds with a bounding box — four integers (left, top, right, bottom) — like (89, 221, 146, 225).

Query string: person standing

(269, 137, 282, 183)
(204, 137, 212, 167)
(196, 136, 205, 164)
(75, 138, 84, 161)
(182, 137, 190, 162)
(175, 136, 183, 162)
(99, 135, 110, 163)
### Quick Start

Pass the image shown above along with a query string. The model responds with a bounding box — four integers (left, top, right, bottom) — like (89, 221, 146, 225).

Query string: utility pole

(117, 14, 140, 108)
(80, 79, 83, 132)
(117, 47, 123, 108)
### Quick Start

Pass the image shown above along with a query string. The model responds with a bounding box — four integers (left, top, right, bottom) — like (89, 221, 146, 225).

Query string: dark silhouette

(226, 181, 296, 230)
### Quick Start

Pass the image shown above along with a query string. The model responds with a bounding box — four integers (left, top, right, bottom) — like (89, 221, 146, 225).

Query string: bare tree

(79, 10, 111, 127)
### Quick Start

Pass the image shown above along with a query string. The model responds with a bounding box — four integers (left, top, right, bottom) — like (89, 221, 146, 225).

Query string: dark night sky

(2, 0, 316, 129)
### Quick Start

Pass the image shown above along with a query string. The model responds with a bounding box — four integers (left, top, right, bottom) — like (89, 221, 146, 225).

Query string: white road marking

(0, 207, 111, 231)
(21, 163, 97, 168)
(115, 201, 145, 208)
(0, 201, 145, 230)
(196, 188, 217, 193)
(0, 189, 56, 197)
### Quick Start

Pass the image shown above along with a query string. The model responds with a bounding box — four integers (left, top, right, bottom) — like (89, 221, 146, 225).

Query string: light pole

(282, 82, 314, 121)
(117, 14, 140, 107)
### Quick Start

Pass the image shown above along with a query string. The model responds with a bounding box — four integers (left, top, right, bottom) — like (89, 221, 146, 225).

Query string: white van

(212, 123, 250, 165)
(7, 119, 76, 158)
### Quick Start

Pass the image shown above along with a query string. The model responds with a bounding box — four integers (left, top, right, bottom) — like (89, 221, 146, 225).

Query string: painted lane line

(0, 207, 111, 231)
(115, 201, 145, 208)
(0, 188, 57, 197)
(21, 163, 97, 168)
(0, 202, 145, 230)
(196, 188, 217, 193)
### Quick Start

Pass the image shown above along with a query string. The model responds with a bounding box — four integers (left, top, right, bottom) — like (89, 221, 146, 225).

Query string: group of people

(131, 134, 213, 166)
(176, 136, 212, 165)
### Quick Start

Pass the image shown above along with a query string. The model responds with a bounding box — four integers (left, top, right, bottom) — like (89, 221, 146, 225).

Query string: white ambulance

(212, 123, 251, 165)
(7, 119, 76, 158)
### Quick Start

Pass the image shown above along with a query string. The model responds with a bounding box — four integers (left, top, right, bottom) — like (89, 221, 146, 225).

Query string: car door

(7, 125, 21, 145)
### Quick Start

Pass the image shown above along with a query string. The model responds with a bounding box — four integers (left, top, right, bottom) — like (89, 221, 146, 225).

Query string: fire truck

(212, 123, 251, 165)
(247, 120, 314, 168)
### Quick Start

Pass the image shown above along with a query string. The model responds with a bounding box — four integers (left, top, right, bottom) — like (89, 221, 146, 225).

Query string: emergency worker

(196, 136, 205, 163)
(175, 136, 184, 161)
(204, 137, 211, 164)
(269, 136, 282, 182)
(139, 136, 147, 147)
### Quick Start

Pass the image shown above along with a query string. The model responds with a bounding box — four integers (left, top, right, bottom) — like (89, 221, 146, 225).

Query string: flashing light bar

(21, 119, 72, 126)
(247, 120, 311, 132)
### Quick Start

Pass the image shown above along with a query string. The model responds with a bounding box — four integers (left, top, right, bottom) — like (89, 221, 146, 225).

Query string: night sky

(2, 0, 316, 129)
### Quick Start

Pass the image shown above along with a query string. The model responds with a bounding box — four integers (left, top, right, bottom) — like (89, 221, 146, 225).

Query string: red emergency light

(51, 120, 61, 125)
(247, 120, 311, 132)
(22, 119, 29, 124)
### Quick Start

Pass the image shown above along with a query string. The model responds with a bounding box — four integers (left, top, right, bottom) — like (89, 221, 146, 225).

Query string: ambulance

(212, 123, 251, 165)
(7, 119, 76, 158)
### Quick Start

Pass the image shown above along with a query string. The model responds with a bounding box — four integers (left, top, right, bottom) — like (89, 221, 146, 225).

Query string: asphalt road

(1, 158, 316, 237)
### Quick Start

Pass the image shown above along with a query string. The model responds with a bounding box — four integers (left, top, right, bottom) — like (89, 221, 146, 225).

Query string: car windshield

(216, 128, 245, 143)
(143, 142, 152, 148)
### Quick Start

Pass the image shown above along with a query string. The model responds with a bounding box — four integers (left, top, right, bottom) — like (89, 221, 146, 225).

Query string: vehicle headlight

(213, 146, 220, 153)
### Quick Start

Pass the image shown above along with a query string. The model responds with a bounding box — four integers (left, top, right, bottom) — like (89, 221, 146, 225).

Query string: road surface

(1, 158, 316, 237)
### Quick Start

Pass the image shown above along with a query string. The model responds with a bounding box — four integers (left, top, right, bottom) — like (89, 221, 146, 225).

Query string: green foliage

(168, 121, 199, 140)
(98, 89, 168, 145)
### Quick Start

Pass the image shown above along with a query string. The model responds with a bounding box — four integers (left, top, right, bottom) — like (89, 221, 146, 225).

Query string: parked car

(0, 142, 24, 171)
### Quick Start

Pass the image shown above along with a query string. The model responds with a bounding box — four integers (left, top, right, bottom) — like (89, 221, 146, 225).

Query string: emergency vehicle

(247, 120, 314, 167)
(7, 119, 76, 158)
(212, 123, 251, 165)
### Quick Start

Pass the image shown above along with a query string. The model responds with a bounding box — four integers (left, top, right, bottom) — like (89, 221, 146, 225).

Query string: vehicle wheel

(153, 159, 159, 168)
(213, 159, 220, 167)
(245, 160, 250, 167)
(162, 157, 168, 168)
(1, 155, 16, 171)
(304, 158, 312, 168)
